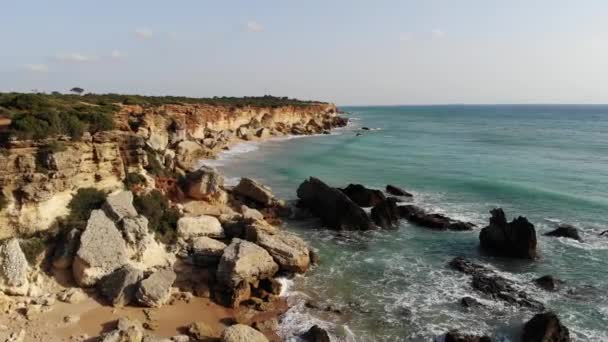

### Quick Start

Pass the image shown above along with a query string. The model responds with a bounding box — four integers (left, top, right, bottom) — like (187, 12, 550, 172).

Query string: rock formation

(385, 184, 413, 197)
(544, 224, 582, 242)
(72, 210, 128, 287)
(135, 268, 177, 308)
(522, 312, 570, 342)
(398, 205, 475, 231)
(479, 208, 537, 259)
(0, 238, 29, 294)
(340, 184, 386, 207)
(297, 177, 375, 231)
(221, 324, 269, 342)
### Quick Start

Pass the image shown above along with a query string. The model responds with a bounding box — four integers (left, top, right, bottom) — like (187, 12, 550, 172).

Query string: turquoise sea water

(211, 105, 608, 341)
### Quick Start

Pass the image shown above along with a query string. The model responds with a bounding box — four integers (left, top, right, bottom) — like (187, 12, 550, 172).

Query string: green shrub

(134, 190, 179, 243)
(0, 192, 7, 210)
(125, 172, 147, 188)
(67, 188, 107, 229)
(19, 237, 47, 264)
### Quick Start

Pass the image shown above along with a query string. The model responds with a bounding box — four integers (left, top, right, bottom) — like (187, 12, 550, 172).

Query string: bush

(67, 188, 107, 228)
(125, 172, 147, 188)
(134, 190, 179, 243)
(19, 237, 47, 264)
(0, 192, 7, 210)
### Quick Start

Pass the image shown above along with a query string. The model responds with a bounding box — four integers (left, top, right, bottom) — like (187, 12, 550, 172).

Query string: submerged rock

(340, 184, 386, 207)
(300, 325, 331, 342)
(221, 324, 268, 342)
(534, 275, 561, 291)
(479, 208, 537, 259)
(449, 257, 544, 310)
(544, 224, 582, 242)
(386, 184, 413, 197)
(522, 312, 570, 342)
(233, 178, 276, 207)
(443, 330, 492, 342)
(73, 210, 128, 287)
(297, 177, 375, 231)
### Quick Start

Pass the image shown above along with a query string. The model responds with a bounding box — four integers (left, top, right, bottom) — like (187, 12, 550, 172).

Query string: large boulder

(254, 231, 310, 273)
(544, 224, 582, 242)
(340, 184, 386, 207)
(52, 229, 81, 269)
(297, 177, 375, 231)
(190, 237, 227, 266)
(233, 178, 276, 207)
(182, 166, 225, 200)
(98, 265, 144, 307)
(176, 140, 207, 171)
(177, 215, 224, 240)
(217, 239, 278, 288)
(0, 238, 29, 292)
(73, 210, 128, 287)
(371, 198, 400, 229)
(523, 312, 570, 342)
(103, 191, 138, 221)
(479, 208, 537, 259)
(221, 324, 269, 342)
(135, 268, 176, 308)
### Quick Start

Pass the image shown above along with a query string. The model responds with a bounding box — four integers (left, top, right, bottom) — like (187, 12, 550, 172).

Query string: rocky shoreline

(0, 98, 347, 341)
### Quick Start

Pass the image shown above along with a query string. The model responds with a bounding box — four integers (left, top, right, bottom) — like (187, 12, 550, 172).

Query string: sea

(203, 105, 608, 341)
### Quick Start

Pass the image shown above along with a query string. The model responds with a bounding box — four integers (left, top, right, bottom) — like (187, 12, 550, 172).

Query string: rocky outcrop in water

(386, 184, 413, 197)
(371, 197, 400, 228)
(443, 330, 492, 342)
(300, 325, 332, 342)
(479, 208, 537, 259)
(522, 312, 570, 342)
(544, 224, 582, 242)
(297, 177, 375, 231)
(398, 205, 475, 231)
(340, 184, 386, 207)
(449, 257, 544, 310)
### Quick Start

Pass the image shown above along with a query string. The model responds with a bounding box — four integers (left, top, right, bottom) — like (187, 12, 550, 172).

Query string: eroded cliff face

(0, 102, 343, 238)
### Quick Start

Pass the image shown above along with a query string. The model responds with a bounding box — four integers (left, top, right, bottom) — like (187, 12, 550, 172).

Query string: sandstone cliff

(0, 101, 343, 238)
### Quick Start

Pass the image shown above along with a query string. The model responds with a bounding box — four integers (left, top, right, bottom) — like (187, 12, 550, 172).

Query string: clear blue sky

(1, 0, 607, 105)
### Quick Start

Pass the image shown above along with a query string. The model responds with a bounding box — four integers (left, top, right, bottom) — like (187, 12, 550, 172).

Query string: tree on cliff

(70, 87, 84, 95)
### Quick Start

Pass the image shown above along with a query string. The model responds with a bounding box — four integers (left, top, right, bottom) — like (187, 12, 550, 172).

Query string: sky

(1, 0, 607, 105)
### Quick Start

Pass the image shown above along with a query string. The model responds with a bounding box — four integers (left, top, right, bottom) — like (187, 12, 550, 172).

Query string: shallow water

(210, 105, 608, 341)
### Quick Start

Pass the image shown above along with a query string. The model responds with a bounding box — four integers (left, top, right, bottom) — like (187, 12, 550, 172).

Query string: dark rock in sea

(371, 198, 400, 229)
(544, 224, 582, 242)
(444, 330, 492, 342)
(361, 127, 371, 130)
(472, 274, 544, 310)
(479, 208, 537, 259)
(297, 178, 375, 231)
(600, 230, 608, 236)
(398, 205, 475, 231)
(340, 183, 386, 207)
(300, 325, 331, 342)
(523, 312, 570, 342)
(460, 296, 482, 308)
(449, 257, 544, 310)
(356, 133, 363, 136)
(534, 275, 561, 291)
(386, 184, 413, 197)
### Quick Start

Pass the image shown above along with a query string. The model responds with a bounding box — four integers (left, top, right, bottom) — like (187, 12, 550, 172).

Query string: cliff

(0, 99, 343, 238)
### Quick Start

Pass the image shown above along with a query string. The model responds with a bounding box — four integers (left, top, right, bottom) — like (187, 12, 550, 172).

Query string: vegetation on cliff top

(0, 92, 327, 141)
